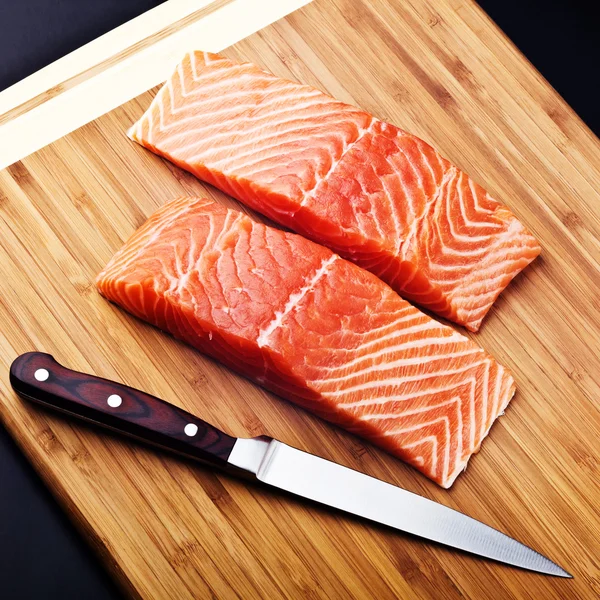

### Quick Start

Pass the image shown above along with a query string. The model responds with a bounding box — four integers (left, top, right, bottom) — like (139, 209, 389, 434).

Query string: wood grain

(1, 0, 599, 598)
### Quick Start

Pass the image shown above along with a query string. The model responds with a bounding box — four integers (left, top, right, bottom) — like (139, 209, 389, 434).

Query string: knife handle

(10, 352, 238, 470)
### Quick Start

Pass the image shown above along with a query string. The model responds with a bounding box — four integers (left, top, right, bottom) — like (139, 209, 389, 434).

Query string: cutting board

(1, 0, 599, 598)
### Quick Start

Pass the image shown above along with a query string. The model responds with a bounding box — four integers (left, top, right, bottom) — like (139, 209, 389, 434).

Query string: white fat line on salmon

(157, 86, 327, 137)
(184, 65, 255, 100)
(445, 206, 523, 259)
(417, 138, 440, 184)
(353, 390, 469, 474)
(478, 357, 491, 443)
(201, 51, 228, 68)
(378, 168, 404, 254)
(308, 313, 442, 357)
(313, 331, 472, 374)
(444, 177, 504, 243)
(172, 207, 220, 292)
(432, 239, 529, 314)
(257, 254, 338, 348)
(426, 243, 526, 279)
(333, 373, 480, 408)
(447, 272, 511, 296)
(400, 166, 458, 260)
(491, 364, 510, 419)
(401, 436, 437, 469)
(194, 104, 352, 155)
(193, 51, 211, 78)
(312, 347, 483, 384)
(457, 173, 503, 229)
(298, 118, 376, 209)
(469, 179, 496, 215)
(128, 80, 163, 142)
(112, 202, 192, 275)
(203, 121, 358, 173)
(360, 395, 462, 420)
(175, 111, 355, 164)
(391, 141, 423, 226)
(319, 360, 486, 396)
(461, 372, 514, 477)
(387, 415, 452, 481)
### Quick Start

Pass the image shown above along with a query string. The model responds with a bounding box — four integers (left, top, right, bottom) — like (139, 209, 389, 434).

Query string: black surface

(0, 423, 122, 600)
(0, 0, 165, 92)
(0, 1, 598, 599)
(478, 0, 600, 135)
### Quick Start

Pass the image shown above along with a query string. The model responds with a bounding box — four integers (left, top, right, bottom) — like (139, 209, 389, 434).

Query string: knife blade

(10, 352, 571, 578)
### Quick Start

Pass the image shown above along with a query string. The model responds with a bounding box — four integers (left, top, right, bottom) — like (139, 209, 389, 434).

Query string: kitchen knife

(10, 352, 571, 578)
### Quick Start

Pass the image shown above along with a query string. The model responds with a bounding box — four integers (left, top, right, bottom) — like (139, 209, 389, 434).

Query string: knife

(10, 352, 571, 578)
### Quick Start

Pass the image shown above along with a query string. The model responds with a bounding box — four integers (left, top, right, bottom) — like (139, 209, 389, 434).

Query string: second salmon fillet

(128, 51, 541, 332)
(96, 197, 515, 488)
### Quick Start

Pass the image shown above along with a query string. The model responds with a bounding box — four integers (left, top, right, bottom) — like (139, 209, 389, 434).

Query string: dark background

(0, 1, 598, 598)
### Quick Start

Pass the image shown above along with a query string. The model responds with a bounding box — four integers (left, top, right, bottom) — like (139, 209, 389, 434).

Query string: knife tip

(558, 569, 574, 579)
(549, 563, 573, 579)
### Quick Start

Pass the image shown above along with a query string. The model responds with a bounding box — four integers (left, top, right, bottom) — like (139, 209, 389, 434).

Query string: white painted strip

(0, 0, 312, 170)
(0, 0, 215, 116)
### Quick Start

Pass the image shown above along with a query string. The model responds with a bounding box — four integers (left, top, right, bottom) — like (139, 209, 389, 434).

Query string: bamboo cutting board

(1, 0, 599, 598)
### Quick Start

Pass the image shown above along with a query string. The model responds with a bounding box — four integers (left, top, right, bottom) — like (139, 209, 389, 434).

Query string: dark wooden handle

(10, 352, 238, 469)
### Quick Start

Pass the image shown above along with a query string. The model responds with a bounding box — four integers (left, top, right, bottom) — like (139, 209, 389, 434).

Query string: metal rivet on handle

(107, 394, 122, 408)
(184, 423, 198, 437)
(34, 369, 49, 382)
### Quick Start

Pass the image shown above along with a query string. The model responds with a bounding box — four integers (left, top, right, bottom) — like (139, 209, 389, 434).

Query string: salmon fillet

(96, 197, 515, 487)
(128, 51, 541, 332)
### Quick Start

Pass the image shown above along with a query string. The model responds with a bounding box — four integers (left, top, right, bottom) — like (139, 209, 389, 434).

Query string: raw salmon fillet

(96, 197, 516, 487)
(128, 51, 541, 332)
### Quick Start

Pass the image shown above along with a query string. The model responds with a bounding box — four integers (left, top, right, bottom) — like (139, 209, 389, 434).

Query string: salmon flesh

(128, 51, 541, 332)
(96, 197, 515, 487)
